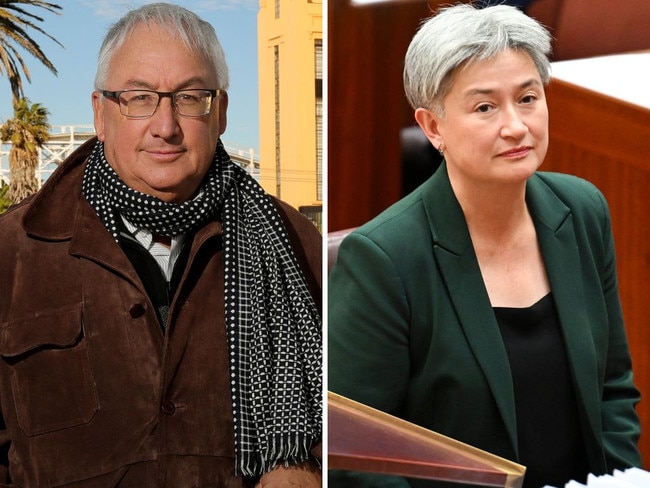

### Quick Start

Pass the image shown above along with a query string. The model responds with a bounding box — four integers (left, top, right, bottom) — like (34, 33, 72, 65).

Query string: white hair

(404, 4, 552, 115)
(94, 2, 229, 90)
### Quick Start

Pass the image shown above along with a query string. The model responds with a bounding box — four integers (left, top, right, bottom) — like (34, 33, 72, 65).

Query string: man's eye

(177, 94, 199, 103)
(129, 94, 155, 103)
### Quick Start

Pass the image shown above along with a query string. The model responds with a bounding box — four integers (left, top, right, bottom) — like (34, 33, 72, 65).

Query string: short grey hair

(94, 2, 229, 91)
(404, 4, 551, 115)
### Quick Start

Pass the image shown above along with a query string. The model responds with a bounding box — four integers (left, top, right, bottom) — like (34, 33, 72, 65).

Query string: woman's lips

(498, 146, 531, 158)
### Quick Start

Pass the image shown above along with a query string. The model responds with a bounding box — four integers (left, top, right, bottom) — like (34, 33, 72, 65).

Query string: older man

(0, 3, 321, 487)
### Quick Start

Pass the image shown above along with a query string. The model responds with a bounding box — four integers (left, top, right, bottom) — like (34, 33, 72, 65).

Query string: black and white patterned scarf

(82, 139, 322, 477)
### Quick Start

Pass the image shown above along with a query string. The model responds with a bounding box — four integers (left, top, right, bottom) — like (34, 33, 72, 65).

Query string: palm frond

(0, 1, 63, 102)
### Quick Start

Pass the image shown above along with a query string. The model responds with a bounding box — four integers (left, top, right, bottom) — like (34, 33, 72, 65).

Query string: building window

(315, 39, 323, 203)
(274, 45, 281, 198)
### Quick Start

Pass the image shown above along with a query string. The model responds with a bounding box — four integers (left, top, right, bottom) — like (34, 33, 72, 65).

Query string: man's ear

(218, 91, 228, 136)
(92, 91, 106, 141)
(414, 107, 443, 151)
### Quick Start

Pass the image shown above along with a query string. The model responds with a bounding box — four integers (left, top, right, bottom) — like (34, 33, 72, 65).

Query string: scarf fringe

(237, 434, 315, 477)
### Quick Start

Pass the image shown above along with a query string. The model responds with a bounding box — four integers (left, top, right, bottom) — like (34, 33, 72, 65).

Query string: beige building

(258, 0, 323, 229)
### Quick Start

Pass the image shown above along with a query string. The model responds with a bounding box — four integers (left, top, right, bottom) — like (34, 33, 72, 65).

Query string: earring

(438, 144, 444, 156)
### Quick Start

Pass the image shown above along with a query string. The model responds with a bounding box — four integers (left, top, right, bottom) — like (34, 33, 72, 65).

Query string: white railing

(0, 125, 259, 187)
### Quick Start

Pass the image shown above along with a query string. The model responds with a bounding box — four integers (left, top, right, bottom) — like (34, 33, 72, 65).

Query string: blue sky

(0, 0, 260, 151)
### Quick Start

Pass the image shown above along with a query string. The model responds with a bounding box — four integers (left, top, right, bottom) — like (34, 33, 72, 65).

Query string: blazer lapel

(421, 165, 519, 453)
(526, 175, 602, 442)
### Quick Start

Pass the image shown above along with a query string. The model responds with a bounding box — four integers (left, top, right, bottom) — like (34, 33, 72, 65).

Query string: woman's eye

(476, 104, 492, 113)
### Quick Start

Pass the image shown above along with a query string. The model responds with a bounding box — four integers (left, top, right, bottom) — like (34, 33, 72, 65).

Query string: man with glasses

(0, 3, 321, 487)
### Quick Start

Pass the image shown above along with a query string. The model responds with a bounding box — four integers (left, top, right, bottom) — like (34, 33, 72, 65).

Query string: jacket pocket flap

(0, 304, 83, 357)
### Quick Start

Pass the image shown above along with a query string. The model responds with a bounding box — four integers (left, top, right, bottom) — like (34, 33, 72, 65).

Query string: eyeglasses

(101, 89, 221, 118)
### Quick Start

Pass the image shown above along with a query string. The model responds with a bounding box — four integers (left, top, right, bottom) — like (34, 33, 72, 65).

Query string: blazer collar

(418, 165, 599, 455)
(419, 165, 573, 251)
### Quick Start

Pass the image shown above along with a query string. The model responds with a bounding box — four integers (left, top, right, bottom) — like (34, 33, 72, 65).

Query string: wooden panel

(528, 0, 650, 61)
(327, 0, 439, 231)
(542, 78, 650, 465)
(552, 0, 650, 60)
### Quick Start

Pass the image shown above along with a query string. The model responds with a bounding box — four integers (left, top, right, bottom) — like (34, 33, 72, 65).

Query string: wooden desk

(543, 52, 650, 465)
(328, 392, 526, 487)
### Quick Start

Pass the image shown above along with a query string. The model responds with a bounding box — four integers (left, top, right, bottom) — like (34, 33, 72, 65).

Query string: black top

(494, 293, 590, 488)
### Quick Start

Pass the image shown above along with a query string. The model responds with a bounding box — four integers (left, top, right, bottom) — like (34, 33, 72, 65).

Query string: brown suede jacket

(0, 138, 322, 487)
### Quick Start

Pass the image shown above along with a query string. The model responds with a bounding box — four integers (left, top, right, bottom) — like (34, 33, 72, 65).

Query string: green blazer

(328, 164, 641, 487)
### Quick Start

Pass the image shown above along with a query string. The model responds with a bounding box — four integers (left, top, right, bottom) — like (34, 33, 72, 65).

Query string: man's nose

(148, 96, 181, 138)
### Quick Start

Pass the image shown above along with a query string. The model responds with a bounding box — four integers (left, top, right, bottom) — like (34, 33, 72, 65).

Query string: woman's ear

(414, 107, 443, 151)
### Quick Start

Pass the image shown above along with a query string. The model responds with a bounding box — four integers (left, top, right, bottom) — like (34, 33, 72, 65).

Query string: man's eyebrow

(122, 77, 208, 90)
(463, 78, 542, 97)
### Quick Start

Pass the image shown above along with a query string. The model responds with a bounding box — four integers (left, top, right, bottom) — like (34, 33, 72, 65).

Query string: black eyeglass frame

(100, 88, 221, 119)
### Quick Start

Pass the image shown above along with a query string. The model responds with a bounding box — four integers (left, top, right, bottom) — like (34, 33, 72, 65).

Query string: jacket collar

(20, 136, 145, 286)
(22, 136, 98, 241)
(419, 164, 599, 455)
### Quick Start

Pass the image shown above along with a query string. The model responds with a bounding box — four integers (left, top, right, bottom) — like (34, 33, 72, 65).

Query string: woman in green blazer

(328, 5, 641, 488)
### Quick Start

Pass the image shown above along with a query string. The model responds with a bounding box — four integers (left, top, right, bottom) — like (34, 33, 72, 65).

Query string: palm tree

(0, 183, 11, 213)
(0, 1, 62, 206)
(0, 1, 63, 104)
(0, 97, 50, 203)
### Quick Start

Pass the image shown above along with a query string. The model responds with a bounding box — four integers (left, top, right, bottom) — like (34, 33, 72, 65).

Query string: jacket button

(161, 400, 176, 415)
(129, 304, 145, 318)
